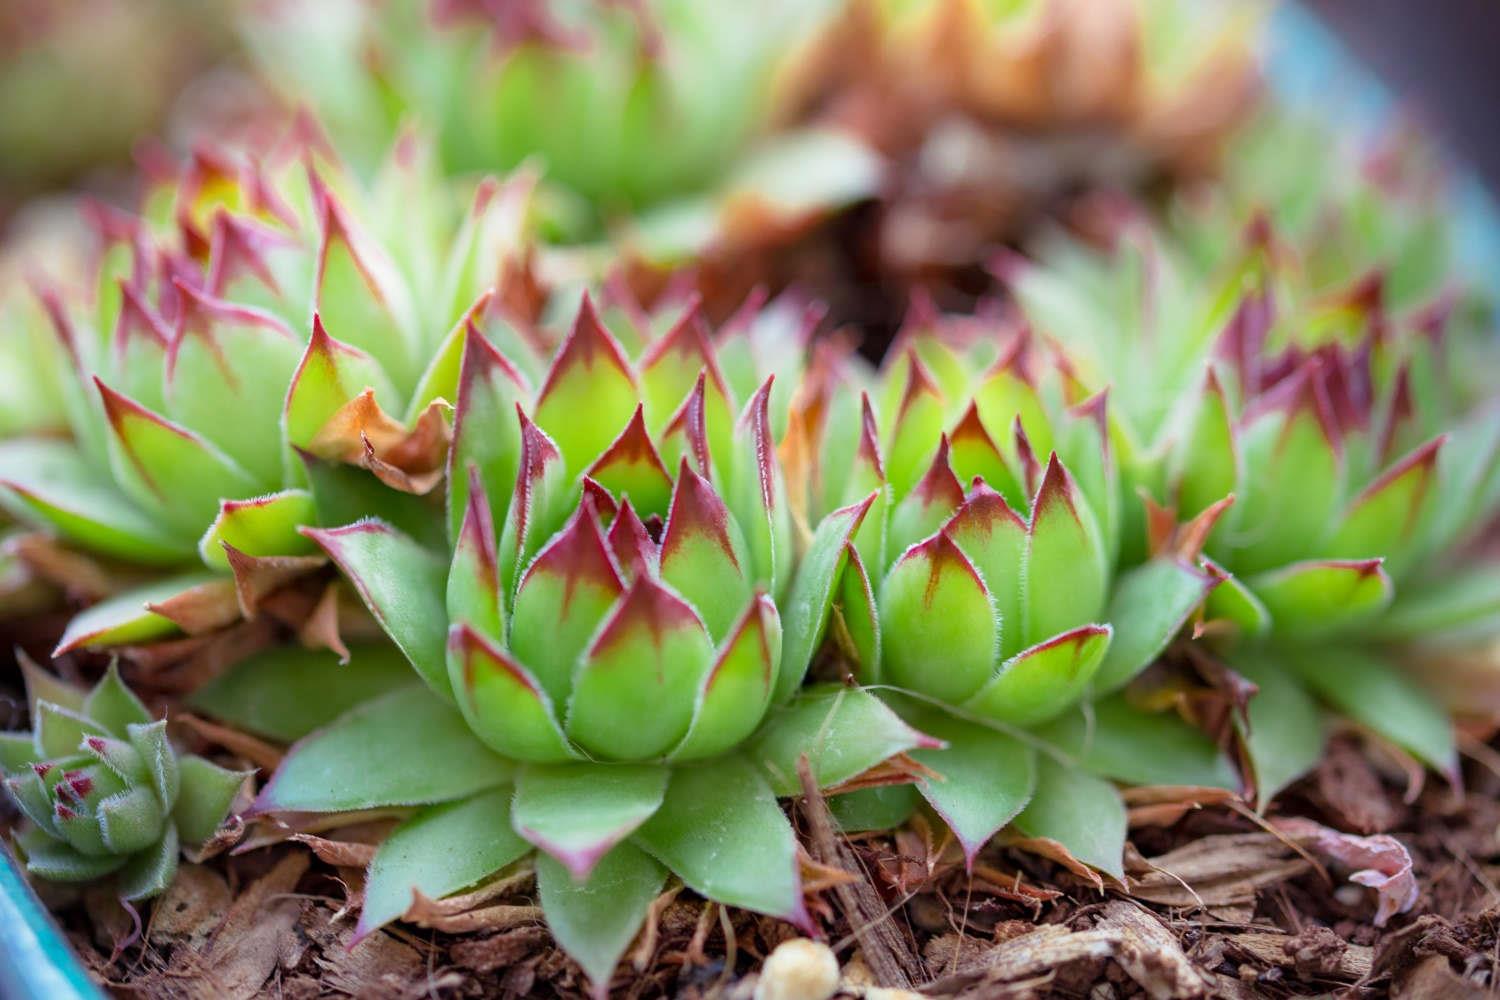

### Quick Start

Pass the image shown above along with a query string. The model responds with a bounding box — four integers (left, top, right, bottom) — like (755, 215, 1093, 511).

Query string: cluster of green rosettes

(0, 34, 1497, 1000)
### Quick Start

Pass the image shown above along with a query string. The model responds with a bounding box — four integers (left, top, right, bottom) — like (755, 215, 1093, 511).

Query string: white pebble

(755, 938, 841, 1000)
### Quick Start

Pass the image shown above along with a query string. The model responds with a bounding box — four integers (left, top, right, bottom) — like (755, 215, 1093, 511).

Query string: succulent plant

(1009, 121, 1500, 800)
(0, 126, 556, 654)
(239, 0, 872, 250)
(782, 319, 1231, 878)
(196, 290, 936, 995)
(1, 661, 245, 900)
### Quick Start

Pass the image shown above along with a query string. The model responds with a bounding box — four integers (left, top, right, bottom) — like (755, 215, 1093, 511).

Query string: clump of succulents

(193, 291, 936, 995)
(1010, 121, 1500, 800)
(1, 662, 245, 900)
(0, 124, 552, 654)
(783, 317, 1232, 877)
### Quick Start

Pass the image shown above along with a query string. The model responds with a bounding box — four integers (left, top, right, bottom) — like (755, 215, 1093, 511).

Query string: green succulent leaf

(1230, 650, 1327, 805)
(776, 491, 877, 703)
(283, 317, 400, 458)
(587, 407, 675, 522)
(1280, 645, 1456, 778)
(1012, 756, 1126, 881)
(198, 489, 319, 571)
(254, 686, 513, 813)
(513, 762, 668, 880)
(536, 842, 666, 1000)
(1371, 564, 1500, 643)
(671, 594, 781, 761)
(1036, 696, 1239, 789)
(880, 531, 1000, 706)
(15, 823, 128, 883)
(94, 379, 261, 539)
(116, 822, 179, 902)
(565, 576, 714, 761)
(533, 295, 641, 476)
(1322, 437, 1444, 571)
(83, 663, 152, 737)
(659, 461, 753, 641)
(0, 438, 189, 563)
(356, 786, 531, 940)
(172, 755, 248, 843)
(749, 685, 937, 796)
(1094, 558, 1217, 692)
(304, 521, 452, 699)
(634, 754, 805, 925)
(901, 702, 1035, 866)
(33, 701, 108, 759)
(188, 645, 417, 743)
(1024, 455, 1109, 646)
(964, 625, 1111, 727)
(1201, 558, 1271, 637)
(1247, 559, 1393, 636)
(727, 378, 793, 596)
(446, 326, 529, 542)
(828, 785, 921, 833)
(126, 720, 179, 812)
(448, 624, 576, 763)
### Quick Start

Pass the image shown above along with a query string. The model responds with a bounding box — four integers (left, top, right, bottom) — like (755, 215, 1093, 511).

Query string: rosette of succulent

(2, 661, 245, 901)
(191, 289, 938, 996)
(782, 307, 1232, 881)
(0, 122, 563, 659)
(1009, 116, 1500, 802)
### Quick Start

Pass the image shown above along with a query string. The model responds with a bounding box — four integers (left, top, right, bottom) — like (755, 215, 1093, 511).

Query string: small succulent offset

(1, 664, 245, 900)
(201, 293, 934, 995)
(0, 125, 538, 654)
(1011, 124, 1500, 800)
(787, 320, 1231, 879)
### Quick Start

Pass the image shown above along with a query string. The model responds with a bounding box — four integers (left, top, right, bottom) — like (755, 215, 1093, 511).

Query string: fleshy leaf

(883, 355, 947, 498)
(283, 316, 400, 458)
(586, 406, 674, 521)
(659, 460, 752, 641)
(95, 379, 261, 539)
(1281, 645, 1456, 778)
(0, 438, 189, 564)
(198, 489, 319, 571)
(33, 701, 107, 759)
(303, 521, 451, 699)
(447, 470, 505, 643)
(1373, 564, 1500, 642)
(253, 686, 512, 813)
(776, 492, 876, 703)
(83, 664, 151, 736)
(633, 754, 804, 924)
(1171, 367, 1240, 520)
(498, 410, 571, 602)
(165, 283, 305, 483)
(1247, 559, 1392, 636)
(447, 625, 575, 763)
(1322, 436, 1444, 572)
(15, 824, 127, 882)
(565, 577, 714, 761)
(172, 755, 248, 843)
(536, 842, 666, 1000)
(727, 378, 792, 596)
(356, 787, 531, 940)
(1093, 558, 1217, 693)
(948, 402, 1023, 511)
(188, 645, 416, 742)
(1023, 455, 1108, 645)
(512, 762, 668, 879)
(672, 594, 781, 760)
(828, 785, 920, 833)
(945, 483, 1027, 659)
(116, 824, 178, 901)
(1036, 696, 1238, 789)
(881, 530, 999, 706)
(446, 324, 529, 542)
(1231, 651, 1327, 805)
(750, 685, 938, 795)
(55, 575, 220, 655)
(887, 437, 965, 562)
(964, 624, 1112, 726)
(509, 500, 624, 705)
(1012, 756, 1126, 880)
(534, 294, 640, 476)
(901, 701, 1035, 867)
(126, 720, 179, 812)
